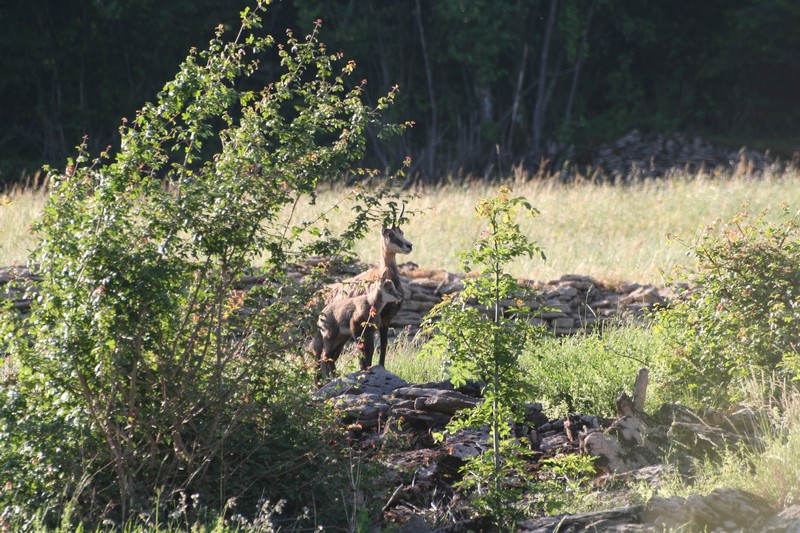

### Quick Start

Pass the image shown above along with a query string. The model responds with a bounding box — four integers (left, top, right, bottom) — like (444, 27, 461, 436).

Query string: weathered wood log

(632, 367, 649, 413)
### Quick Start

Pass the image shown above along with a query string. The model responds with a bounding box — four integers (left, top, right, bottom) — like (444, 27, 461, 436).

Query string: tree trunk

(507, 43, 529, 154)
(564, 0, 596, 129)
(414, 0, 438, 181)
(532, 0, 559, 155)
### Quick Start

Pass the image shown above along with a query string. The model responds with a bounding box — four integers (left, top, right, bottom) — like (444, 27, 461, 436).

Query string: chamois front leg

(319, 351, 336, 378)
(352, 312, 379, 371)
(318, 360, 333, 380)
(357, 328, 377, 371)
(378, 325, 389, 368)
(310, 331, 329, 381)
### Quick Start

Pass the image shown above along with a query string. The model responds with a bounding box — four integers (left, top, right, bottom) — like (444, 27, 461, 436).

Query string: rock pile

(594, 129, 775, 180)
(1, 261, 680, 338)
(0, 267, 36, 312)
(318, 365, 800, 532)
(520, 488, 785, 532)
(314, 366, 485, 439)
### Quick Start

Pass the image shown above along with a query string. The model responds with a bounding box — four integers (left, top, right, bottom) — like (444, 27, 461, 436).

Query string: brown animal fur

(322, 224, 413, 369)
(313, 279, 402, 376)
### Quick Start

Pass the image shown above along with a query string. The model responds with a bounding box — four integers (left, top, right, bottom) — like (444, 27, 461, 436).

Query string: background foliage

(2, 0, 799, 184)
(0, 4, 407, 527)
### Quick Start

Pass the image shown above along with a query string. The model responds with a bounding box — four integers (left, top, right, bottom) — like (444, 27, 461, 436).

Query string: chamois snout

(382, 226, 413, 255)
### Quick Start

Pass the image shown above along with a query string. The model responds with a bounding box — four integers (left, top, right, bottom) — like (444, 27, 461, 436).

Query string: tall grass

(0, 176, 48, 267)
(521, 324, 665, 418)
(263, 168, 800, 285)
(667, 379, 800, 509)
(389, 323, 666, 418)
(391, 170, 800, 285)
(3, 168, 800, 283)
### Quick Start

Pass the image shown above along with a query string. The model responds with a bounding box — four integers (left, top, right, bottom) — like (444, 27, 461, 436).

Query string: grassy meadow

(4, 169, 800, 284)
(350, 170, 800, 284)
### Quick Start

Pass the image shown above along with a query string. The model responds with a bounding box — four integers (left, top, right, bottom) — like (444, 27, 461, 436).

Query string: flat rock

(314, 365, 408, 399)
(519, 505, 646, 533)
(644, 488, 775, 531)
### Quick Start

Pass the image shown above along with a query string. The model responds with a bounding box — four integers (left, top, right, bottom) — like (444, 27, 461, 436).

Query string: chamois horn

(390, 201, 405, 228)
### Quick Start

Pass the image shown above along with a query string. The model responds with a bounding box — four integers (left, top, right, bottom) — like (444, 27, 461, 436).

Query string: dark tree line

(2, 0, 799, 185)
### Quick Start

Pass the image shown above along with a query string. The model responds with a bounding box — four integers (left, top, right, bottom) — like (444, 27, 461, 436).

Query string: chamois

(324, 206, 413, 369)
(314, 279, 403, 377)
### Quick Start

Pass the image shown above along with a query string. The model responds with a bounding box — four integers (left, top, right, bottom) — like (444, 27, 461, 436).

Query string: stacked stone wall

(390, 263, 680, 337)
(1, 261, 682, 336)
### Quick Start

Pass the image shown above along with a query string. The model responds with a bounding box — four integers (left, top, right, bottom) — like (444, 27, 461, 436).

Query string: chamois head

(374, 279, 402, 304)
(382, 203, 413, 255)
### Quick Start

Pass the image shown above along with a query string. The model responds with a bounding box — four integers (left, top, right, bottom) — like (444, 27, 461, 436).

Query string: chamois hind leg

(318, 325, 344, 379)
(320, 340, 347, 378)
(378, 325, 389, 368)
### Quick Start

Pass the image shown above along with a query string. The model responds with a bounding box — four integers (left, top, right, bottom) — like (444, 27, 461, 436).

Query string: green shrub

(523, 325, 662, 419)
(421, 187, 546, 529)
(1, 3, 407, 527)
(528, 454, 597, 516)
(655, 208, 800, 407)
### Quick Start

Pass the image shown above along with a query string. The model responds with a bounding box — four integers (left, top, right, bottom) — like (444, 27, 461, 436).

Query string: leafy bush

(1, 3, 407, 527)
(655, 208, 800, 406)
(527, 454, 597, 516)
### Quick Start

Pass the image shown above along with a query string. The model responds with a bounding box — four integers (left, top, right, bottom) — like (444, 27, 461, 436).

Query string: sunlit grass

(4, 168, 800, 284)
(385, 329, 448, 384)
(0, 179, 48, 267)
(327, 328, 449, 383)
(667, 379, 800, 509)
(283, 168, 800, 284)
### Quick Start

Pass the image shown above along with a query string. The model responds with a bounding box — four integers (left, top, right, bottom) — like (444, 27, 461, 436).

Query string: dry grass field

(0, 181, 48, 267)
(3, 168, 800, 284)
(291, 169, 800, 284)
